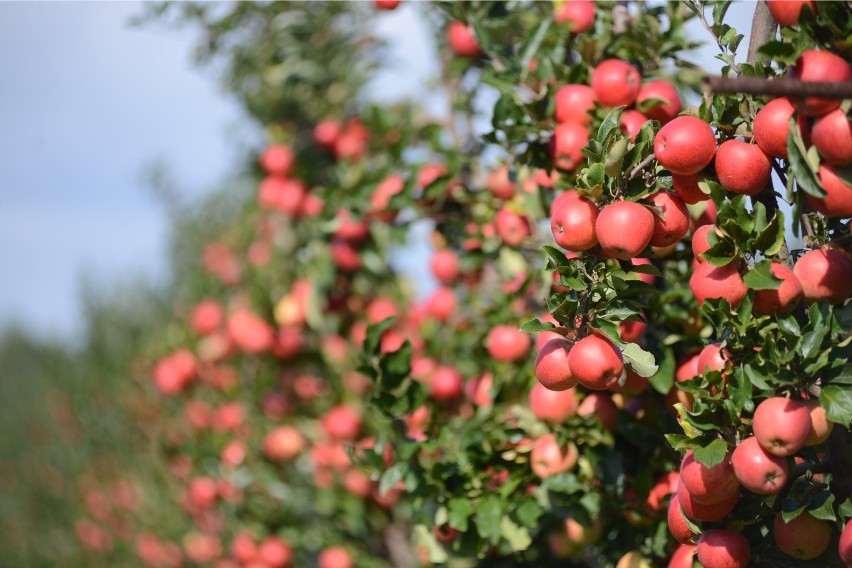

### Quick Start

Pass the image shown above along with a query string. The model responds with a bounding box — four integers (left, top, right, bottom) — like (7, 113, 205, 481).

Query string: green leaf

(520, 319, 557, 333)
(622, 342, 659, 378)
(413, 525, 448, 564)
(515, 500, 543, 529)
(693, 438, 728, 468)
(743, 260, 783, 290)
(448, 498, 473, 532)
(500, 517, 532, 552)
(520, 18, 551, 71)
(820, 385, 852, 425)
(604, 136, 629, 178)
(476, 495, 503, 544)
(379, 462, 407, 496)
(788, 118, 825, 197)
(800, 324, 828, 361)
(648, 346, 675, 394)
(808, 492, 836, 521)
(596, 106, 624, 144)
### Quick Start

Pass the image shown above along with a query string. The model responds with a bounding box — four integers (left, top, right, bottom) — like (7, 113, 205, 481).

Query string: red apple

(808, 164, 852, 218)
(649, 191, 689, 247)
(730, 436, 789, 494)
(839, 519, 852, 566)
(667, 493, 698, 544)
(621, 110, 648, 141)
(486, 166, 516, 200)
(696, 342, 728, 376)
(654, 116, 717, 175)
(753, 263, 803, 314)
(313, 119, 342, 149)
(591, 59, 641, 108)
(812, 108, 852, 166)
(553, 0, 596, 33)
(259, 144, 294, 176)
(551, 196, 599, 251)
(645, 471, 679, 512)
(555, 84, 596, 125)
(425, 287, 456, 321)
(257, 537, 293, 568)
(430, 249, 460, 283)
(430, 366, 463, 401)
(495, 208, 532, 247)
(791, 50, 852, 117)
(535, 337, 577, 391)
(804, 399, 834, 446)
(531, 434, 579, 478)
(577, 392, 618, 432)
(793, 247, 852, 303)
(637, 80, 682, 124)
(715, 139, 771, 196)
(596, 201, 655, 259)
(191, 300, 224, 336)
(318, 546, 352, 568)
(374, 0, 401, 9)
(697, 529, 750, 568)
(551, 123, 590, 171)
(230, 532, 258, 564)
(568, 334, 623, 390)
(263, 426, 305, 461)
(446, 22, 482, 57)
(753, 397, 811, 457)
(679, 450, 740, 505)
(330, 238, 361, 272)
(321, 406, 362, 441)
(672, 173, 710, 204)
(529, 382, 579, 422)
(767, 0, 817, 26)
(668, 544, 697, 568)
(773, 512, 831, 560)
(486, 325, 532, 363)
(691, 224, 715, 262)
(753, 97, 795, 158)
(676, 482, 738, 522)
(690, 262, 747, 307)
(228, 309, 274, 354)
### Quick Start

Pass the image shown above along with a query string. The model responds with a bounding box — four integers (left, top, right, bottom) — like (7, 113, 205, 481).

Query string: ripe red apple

(691, 224, 715, 262)
(313, 119, 342, 149)
(230, 532, 258, 564)
(551, 196, 599, 251)
(804, 399, 834, 446)
(667, 494, 698, 544)
(531, 434, 579, 478)
(495, 208, 532, 247)
(577, 392, 618, 432)
(555, 84, 596, 125)
(551, 123, 590, 171)
(637, 80, 682, 124)
(259, 144, 294, 176)
(263, 426, 305, 461)
(430, 249, 460, 283)
(228, 309, 274, 354)
(773, 512, 831, 560)
(645, 471, 679, 512)
(330, 238, 362, 272)
(430, 365, 463, 401)
(730, 436, 789, 494)
(679, 450, 740, 505)
(690, 262, 747, 307)
(591, 59, 641, 108)
(374, 0, 401, 9)
(654, 116, 717, 175)
(318, 546, 353, 568)
(321, 406, 362, 441)
(568, 335, 624, 390)
(696, 342, 728, 377)
(619, 320, 647, 343)
(767, 0, 817, 26)
(791, 50, 852, 117)
(753, 97, 795, 158)
(811, 108, 852, 166)
(258, 537, 293, 568)
(839, 519, 852, 566)
(753, 263, 804, 314)
(753, 397, 811, 457)
(649, 191, 689, 247)
(672, 173, 709, 204)
(676, 482, 738, 522)
(596, 201, 655, 259)
(793, 247, 852, 303)
(808, 164, 852, 217)
(620, 110, 647, 141)
(529, 381, 579, 422)
(553, 0, 596, 33)
(697, 529, 750, 568)
(486, 325, 532, 362)
(535, 337, 577, 391)
(191, 300, 224, 335)
(486, 165, 516, 200)
(668, 544, 697, 568)
(446, 22, 482, 57)
(715, 139, 772, 196)
(425, 287, 456, 321)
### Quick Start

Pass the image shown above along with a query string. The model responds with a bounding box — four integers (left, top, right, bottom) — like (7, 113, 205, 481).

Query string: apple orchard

(68, 1, 852, 568)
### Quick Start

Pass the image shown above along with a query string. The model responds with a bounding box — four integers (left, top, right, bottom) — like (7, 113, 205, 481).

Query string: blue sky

(0, 1, 754, 340)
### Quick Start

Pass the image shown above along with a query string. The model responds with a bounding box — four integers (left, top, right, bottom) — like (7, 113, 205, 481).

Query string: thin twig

(704, 76, 852, 98)
(628, 153, 656, 180)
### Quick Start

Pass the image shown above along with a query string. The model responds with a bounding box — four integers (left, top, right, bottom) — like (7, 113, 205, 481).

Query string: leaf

(648, 346, 675, 394)
(520, 319, 557, 333)
(413, 525, 448, 564)
(808, 492, 836, 521)
(820, 385, 852, 426)
(622, 342, 659, 378)
(800, 323, 828, 361)
(379, 462, 407, 496)
(448, 498, 473, 532)
(604, 136, 629, 178)
(744, 363, 772, 390)
(787, 118, 825, 197)
(520, 18, 551, 71)
(743, 260, 782, 290)
(500, 517, 532, 552)
(596, 106, 624, 145)
(515, 500, 543, 529)
(693, 438, 728, 468)
(475, 495, 503, 544)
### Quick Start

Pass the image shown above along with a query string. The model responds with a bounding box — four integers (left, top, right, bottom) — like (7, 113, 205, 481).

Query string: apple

(753, 97, 795, 158)
(804, 399, 834, 446)
(564, 517, 602, 548)
(530, 434, 579, 478)
(321, 406, 362, 441)
(676, 482, 738, 522)
(690, 261, 747, 307)
(551, 123, 590, 171)
(839, 519, 852, 566)
(672, 173, 709, 204)
(318, 546, 353, 568)
(486, 165, 516, 200)
(191, 300, 224, 335)
(753, 263, 804, 314)
(697, 529, 750, 568)
(791, 50, 852, 117)
(645, 471, 679, 512)
(649, 191, 689, 247)
(596, 201, 655, 259)
(715, 139, 771, 196)
(668, 544, 697, 568)
(591, 59, 641, 108)
(553, 0, 596, 33)
(577, 392, 618, 432)
(446, 22, 482, 57)
(773, 512, 831, 560)
(767, 0, 817, 26)
(667, 494, 698, 544)
(230, 532, 258, 564)
(691, 224, 715, 262)
(259, 144, 294, 176)
(425, 287, 456, 321)
(263, 426, 304, 461)
(228, 309, 274, 354)
(430, 249, 460, 283)
(258, 537, 293, 568)
(430, 366, 463, 401)
(808, 164, 852, 217)
(333, 119, 369, 161)
(655, 116, 717, 175)
(535, 337, 577, 391)
(374, 0, 401, 9)
(637, 80, 682, 124)
(555, 84, 596, 125)
(730, 436, 789, 494)
(529, 381, 579, 422)
(619, 320, 647, 343)
(551, 195, 599, 251)
(753, 397, 811, 457)
(811, 108, 852, 166)
(568, 334, 624, 390)
(495, 208, 532, 247)
(486, 325, 532, 362)
(313, 119, 342, 149)
(696, 342, 728, 377)
(335, 209, 369, 242)
(621, 110, 647, 141)
(330, 238, 362, 272)
(183, 533, 222, 564)
(680, 450, 740, 505)
(793, 247, 852, 304)
(615, 551, 651, 568)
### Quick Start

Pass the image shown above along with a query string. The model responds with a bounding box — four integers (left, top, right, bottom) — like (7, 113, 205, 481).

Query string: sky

(0, 1, 755, 341)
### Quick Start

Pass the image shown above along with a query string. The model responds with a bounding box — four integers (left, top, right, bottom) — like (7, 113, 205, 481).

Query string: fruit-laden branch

(704, 76, 852, 98)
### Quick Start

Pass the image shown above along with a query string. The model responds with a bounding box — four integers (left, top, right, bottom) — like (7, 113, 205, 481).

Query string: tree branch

(746, 0, 776, 66)
(704, 76, 852, 98)
(628, 153, 656, 180)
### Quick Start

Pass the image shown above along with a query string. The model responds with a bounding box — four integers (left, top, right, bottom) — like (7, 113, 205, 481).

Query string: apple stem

(628, 153, 656, 180)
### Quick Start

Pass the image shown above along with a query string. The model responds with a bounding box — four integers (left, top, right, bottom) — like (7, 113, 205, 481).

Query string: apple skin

(495, 208, 532, 247)
(486, 325, 532, 362)
(259, 144, 294, 177)
(667, 494, 698, 544)
(691, 224, 715, 262)
(446, 22, 482, 57)
(567, 335, 624, 390)
(649, 191, 690, 247)
(730, 436, 789, 494)
(577, 392, 618, 432)
(551, 123, 590, 171)
(263, 426, 305, 461)
(425, 287, 456, 321)
(696, 342, 728, 378)
(553, 0, 596, 33)
(596, 201, 655, 259)
(753, 397, 811, 457)
(668, 544, 697, 568)
(811, 108, 852, 166)
(793, 247, 852, 304)
(615, 551, 651, 568)
(808, 164, 852, 218)
(620, 110, 648, 142)
(555, 84, 596, 125)
(679, 450, 740, 505)
(690, 262, 747, 307)
(430, 250, 460, 283)
(322, 406, 362, 441)
(535, 337, 578, 391)
(753, 97, 795, 158)
(551, 196, 599, 251)
(654, 116, 717, 175)
(637, 80, 682, 124)
(258, 537, 293, 568)
(531, 434, 579, 478)
(697, 529, 750, 568)
(791, 50, 852, 117)
(673, 173, 710, 204)
(715, 139, 772, 196)
(766, 0, 817, 26)
(430, 366, 464, 401)
(318, 546, 353, 568)
(676, 482, 738, 523)
(591, 59, 641, 108)
(486, 165, 516, 200)
(839, 518, 852, 566)
(804, 399, 834, 446)
(753, 263, 804, 315)
(774, 512, 832, 561)
(529, 381, 579, 422)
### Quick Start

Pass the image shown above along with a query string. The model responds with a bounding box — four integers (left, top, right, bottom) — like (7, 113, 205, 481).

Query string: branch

(628, 153, 656, 180)
(746, 0, 776, 66)
(704, 76, 852, 98)
(613, 1, 629, 34)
